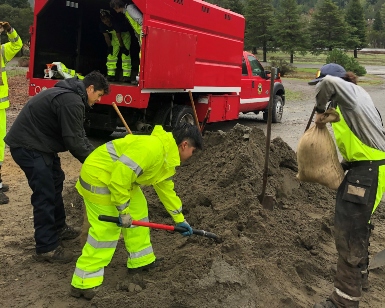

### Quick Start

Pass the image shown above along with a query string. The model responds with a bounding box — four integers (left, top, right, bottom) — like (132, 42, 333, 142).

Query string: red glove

(0, 22, 12, 32)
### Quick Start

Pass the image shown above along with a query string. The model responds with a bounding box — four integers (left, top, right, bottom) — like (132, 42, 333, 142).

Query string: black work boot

(0, 191, 9, 204)
(58, 224, 81, 241)
(33, 246, 73, 263)
(70, 286, 100, 300)
(313, 299, 337, 308)
(127, 257, 163, 273)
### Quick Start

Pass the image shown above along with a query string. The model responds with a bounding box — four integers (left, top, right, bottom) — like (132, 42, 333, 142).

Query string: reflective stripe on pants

(71, 185, 155, 289)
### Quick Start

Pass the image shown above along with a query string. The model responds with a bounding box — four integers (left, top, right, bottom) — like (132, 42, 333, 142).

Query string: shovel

(258, 67, 277, 211)
(98, 215, 221, 242)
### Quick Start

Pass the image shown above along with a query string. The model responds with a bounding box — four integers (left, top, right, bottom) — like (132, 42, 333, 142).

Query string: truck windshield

(247, 55, 265, 77)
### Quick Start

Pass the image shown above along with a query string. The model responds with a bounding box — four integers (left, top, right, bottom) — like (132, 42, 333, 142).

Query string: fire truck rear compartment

(33, 0, 140, 79)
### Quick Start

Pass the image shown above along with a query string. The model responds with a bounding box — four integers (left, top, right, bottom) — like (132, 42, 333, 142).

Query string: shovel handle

(98, 215, 219, 240)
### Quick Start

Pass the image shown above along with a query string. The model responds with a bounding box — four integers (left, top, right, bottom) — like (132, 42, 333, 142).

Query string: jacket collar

(151, 126, 180, 168)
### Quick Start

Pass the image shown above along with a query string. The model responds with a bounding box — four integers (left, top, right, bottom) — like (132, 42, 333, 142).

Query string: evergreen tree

(272, 0, 308, 63)
(0, 4, 33, 42)
(309, 0, 349, 53)
(373, 10, 383, 30)
(244, 0, 274, 61)
(345, 0, 367, 58)
(225, 0, 244, 15)
(0, 0, 29, 8)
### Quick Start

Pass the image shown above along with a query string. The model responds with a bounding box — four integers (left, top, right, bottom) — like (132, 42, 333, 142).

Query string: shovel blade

(369, 249, 385, 270)
(258, 194, 275, 211)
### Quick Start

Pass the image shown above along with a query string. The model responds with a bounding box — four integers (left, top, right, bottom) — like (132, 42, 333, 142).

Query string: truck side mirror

(265, 70, 271, 79)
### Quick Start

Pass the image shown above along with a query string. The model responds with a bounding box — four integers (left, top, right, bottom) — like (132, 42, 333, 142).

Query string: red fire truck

(27, 0, 285, 136)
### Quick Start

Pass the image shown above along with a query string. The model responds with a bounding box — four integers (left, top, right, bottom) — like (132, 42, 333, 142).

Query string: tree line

(206, 0, 385, 63)
(2, 0, 385, 63)
(0, 0, 33, 47)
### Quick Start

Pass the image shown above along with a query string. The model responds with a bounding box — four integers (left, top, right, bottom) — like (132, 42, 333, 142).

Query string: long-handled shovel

(98, 215, 221, 242)
(258, 67, 277, 211)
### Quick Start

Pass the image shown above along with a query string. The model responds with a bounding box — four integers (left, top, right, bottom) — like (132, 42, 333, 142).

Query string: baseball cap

(308, 63, 346, 85)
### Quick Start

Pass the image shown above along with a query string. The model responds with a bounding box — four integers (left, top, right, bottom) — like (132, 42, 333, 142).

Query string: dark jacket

(4, 78, 94, 163)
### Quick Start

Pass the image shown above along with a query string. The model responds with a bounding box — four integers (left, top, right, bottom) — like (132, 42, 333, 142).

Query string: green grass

(261, 50, 385, 66)
(284, 88, 304, 101)
(283, 67, 384, 86)
(6, 69, 27, 77)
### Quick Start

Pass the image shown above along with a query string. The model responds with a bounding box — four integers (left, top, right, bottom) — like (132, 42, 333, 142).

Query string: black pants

(331, 165, 379, 307)
(11, 147, 66, 253)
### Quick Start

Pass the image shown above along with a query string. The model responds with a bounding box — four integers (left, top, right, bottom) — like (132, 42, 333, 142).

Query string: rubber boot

(70, 286, 100, 300)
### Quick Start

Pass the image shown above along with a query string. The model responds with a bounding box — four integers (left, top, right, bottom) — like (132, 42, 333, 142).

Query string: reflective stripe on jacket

(0, 28, 22, 109)
(76, 125, 185, 222)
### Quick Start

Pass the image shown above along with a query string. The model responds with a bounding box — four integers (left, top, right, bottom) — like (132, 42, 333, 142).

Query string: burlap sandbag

(296, 108, 344, 190)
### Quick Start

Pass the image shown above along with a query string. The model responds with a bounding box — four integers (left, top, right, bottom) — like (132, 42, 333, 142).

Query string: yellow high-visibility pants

(71, 186, 155, 289)
(107, 32, 132, 78)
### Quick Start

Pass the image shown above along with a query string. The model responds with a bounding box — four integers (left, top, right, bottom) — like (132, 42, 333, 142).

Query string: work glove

(118, 213, 132, 228)
(0, 21, 11, 33)
(107, 45, 113, 55)
(176, 220, 193, 237)
(120, 46, 130, 55)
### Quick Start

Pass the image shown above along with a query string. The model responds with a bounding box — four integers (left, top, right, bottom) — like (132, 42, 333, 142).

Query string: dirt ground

(1, 76, 385, 308)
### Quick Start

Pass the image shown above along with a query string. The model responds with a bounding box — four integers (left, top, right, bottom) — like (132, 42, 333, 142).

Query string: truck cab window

(242, 57, 248, 75)
(247, 55, 264, 77)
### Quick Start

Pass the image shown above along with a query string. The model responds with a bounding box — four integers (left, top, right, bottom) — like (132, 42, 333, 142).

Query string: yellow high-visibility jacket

(0, 28, 23, 109)
(76, 125, 185, 222)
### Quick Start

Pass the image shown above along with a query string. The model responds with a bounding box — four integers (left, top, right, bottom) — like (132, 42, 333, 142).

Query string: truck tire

(263, 95, 283, 123)
(153, 105, 195, 129)
(170, 105, 195, 127)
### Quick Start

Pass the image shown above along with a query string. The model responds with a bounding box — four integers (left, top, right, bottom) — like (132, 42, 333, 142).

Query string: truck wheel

(153, 105, 195, 130)
(263, 95, 283, 123)
(170, 105, 195, 127)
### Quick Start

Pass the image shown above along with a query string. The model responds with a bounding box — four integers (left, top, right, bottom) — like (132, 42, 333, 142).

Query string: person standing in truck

(4, 71, 110, 264)
(0, 21, 23, 205)
(110, 0, 142, 82)
(309, 63, 385, 308)
(110, 0, 142, 47)
(100, 9, 134, 84)
(70, 123, 203, 300)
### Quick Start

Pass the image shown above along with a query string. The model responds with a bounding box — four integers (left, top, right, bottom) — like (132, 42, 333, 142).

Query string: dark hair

(172, 123, 203, 150)
(110, 0, 126, 9)
(83, 71, 110, 94)
(342, 72, 358, 85)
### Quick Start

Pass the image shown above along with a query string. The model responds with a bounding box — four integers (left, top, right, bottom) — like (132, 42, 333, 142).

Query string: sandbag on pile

(296, 108, 344, 190)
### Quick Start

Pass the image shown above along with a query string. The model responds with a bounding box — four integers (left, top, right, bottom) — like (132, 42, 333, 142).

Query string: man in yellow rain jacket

(0, 21, 22, 204)
(70, 123, 203, 299)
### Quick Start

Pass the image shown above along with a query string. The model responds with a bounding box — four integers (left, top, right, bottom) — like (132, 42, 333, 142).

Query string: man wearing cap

(309, 63, 385, 308)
